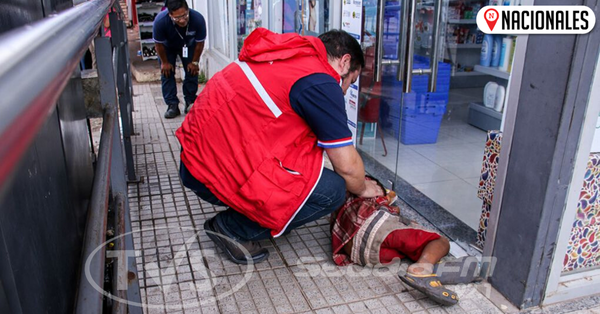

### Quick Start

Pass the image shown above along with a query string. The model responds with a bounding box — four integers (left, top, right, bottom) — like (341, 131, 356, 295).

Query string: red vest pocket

(257, 157, 306, 197)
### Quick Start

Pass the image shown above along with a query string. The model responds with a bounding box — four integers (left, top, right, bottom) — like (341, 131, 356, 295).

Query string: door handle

(428, 0, 443, 92)
(374, 0, 385, 82)
(400, 0, 443, 92)
(375, 0, 442, 91)
(396, 0, 410, 83)
(401, 0, 417, 92)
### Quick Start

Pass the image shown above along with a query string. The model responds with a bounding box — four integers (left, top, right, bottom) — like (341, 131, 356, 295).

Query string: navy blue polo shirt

(153, 9, 206, 49)
(290, 73, 353, 149)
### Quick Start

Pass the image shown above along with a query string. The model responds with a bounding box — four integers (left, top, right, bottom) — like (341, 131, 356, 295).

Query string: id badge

(182, 46, 188, 58)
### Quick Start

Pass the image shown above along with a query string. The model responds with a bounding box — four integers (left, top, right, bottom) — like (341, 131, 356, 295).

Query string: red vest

(176, 28, 341, 237)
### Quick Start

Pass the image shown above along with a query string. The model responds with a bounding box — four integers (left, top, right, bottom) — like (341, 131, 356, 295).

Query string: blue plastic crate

(411, 76, 451, 93)
(381, 57, 451, 94)
(400, 114, 444, 145)
(388, 92, 449, 117)
(379, 56, 450, 145)
(381, 113, 444, 145)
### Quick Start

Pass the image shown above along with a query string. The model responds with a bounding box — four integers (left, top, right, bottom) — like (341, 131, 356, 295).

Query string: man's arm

(326, 145, 383, 198)
(155, 43, 173, 77)
(187, 41, 205, 76)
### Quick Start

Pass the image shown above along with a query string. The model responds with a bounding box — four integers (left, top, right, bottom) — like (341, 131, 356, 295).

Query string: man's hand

(187, 62, 199, 76)
(161, 62, 174, 78)
(357, 179, 385, 198)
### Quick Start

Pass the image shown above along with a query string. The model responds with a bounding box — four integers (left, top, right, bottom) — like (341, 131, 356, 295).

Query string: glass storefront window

(237, 0, 264, 54)
(209, 0, 231, 58)
(282, 0, 330, 35)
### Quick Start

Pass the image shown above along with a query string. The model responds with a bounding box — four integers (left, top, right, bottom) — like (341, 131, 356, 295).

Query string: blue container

(480, 34, 493, 67)
(380, 56, 451, 145)
(401, 114, 444, 145)
(491, 35, 502, 67)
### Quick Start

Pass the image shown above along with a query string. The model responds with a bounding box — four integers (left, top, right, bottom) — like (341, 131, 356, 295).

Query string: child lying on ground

(330, 177, 478, 306)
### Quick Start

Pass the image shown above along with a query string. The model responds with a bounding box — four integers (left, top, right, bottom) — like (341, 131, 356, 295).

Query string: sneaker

(164, 104, 180, 119)
(204, 217, 269, 265)
(184, 101, 193, 113)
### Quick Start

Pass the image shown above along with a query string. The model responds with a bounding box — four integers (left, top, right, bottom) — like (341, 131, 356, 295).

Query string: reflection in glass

(282, 0, 330, 35)
(209, 0, 230, 57)
(237, 0, 264, 54)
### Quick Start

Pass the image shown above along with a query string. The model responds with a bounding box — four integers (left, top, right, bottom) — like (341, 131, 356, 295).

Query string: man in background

(153, 0, 206, 118)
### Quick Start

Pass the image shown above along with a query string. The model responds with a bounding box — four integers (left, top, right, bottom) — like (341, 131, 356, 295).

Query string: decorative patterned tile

(477, 131, 502, 204)
(476, 131, 502, 248)
(477, 202, 492, 248)
(563, 224, 600, 271)
(564, 153, 600, 271)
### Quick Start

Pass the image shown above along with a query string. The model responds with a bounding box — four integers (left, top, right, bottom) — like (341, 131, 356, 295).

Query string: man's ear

(341, 54, 352, 72)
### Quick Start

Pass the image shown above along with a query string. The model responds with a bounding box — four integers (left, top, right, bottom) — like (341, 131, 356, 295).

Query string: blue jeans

(180, 160, 346, 241)
(160, 46, 198, 106)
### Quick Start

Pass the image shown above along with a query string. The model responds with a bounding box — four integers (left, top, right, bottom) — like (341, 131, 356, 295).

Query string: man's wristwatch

(192, 61, 199, 66)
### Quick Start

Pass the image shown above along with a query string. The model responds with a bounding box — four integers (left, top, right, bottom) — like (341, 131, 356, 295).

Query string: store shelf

(136, 2, 163, 8)
(447, 43, 482, 49)
(448, 19, 477, 24)
(417, 4, 434, 10)
(474, 65, 510, 80)
(139, 22, 153, 27)
(142, 55, 158, 61)
(452, 71, 486, 77)
(140, 39, 154, 44)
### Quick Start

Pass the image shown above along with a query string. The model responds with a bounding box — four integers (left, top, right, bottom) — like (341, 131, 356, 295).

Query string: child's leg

(408, 237, 450, 275)
(388, 230, 457, 306)
(379, 229, 449, 273)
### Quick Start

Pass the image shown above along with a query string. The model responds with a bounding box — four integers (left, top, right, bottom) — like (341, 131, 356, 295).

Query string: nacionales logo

(477, 6, 595, 34)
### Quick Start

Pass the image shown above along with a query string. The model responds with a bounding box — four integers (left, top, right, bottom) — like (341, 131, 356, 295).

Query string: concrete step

(119, 0, 131, 27)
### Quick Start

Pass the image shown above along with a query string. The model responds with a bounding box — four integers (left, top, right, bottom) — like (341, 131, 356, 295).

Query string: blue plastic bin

(380, 56, 451, 145)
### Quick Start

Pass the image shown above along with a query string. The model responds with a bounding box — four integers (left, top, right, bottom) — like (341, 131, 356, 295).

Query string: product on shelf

(138, 12, 158, 22)
(498, 36, 514, 72)
(490, 35, 502, 67)
(140, 31, 153, 40)
(507, 37, 517, 73)
(480, 34, 494, 66)
(142, 46, 157, 58)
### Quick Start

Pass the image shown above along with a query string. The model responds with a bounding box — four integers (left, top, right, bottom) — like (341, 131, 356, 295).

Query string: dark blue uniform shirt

(290, 73, 353, 149)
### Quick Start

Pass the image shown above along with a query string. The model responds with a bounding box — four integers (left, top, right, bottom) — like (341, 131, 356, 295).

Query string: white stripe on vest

(235, 60, 282, 118)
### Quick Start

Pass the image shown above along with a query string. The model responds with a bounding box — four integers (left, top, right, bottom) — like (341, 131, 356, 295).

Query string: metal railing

(0, 0, 141, 313)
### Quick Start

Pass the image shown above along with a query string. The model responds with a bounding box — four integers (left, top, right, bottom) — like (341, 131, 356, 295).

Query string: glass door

(359, 0, 497, 240)
(357, 0, 406, 183)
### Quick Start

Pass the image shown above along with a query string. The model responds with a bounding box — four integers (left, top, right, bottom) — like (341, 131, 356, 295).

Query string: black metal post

(109, 84, 143, 314)
(75, 36, 116, 314)
(109, 8, 139, 182)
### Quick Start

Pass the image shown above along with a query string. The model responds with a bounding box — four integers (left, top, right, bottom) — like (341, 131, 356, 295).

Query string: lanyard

(174, 24, 189, 45)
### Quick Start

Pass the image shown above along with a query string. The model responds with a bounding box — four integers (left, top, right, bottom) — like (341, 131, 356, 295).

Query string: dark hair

(166, 0, 188, 12)
(318, 30, 365, 71)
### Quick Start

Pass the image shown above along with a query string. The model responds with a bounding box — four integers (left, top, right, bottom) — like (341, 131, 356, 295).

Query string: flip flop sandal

(399, 273, 459, 306)
(433, 256, 483, 285)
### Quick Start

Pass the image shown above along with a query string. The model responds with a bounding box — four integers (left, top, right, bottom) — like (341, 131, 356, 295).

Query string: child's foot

(408, 262, 434, 275)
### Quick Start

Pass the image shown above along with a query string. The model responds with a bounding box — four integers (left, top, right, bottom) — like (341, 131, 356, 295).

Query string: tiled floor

(126, 82, 512, 313)
(358, 88, 487, 229)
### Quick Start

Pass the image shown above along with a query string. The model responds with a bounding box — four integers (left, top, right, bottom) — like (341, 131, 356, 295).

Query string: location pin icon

(484, 8, 499, 31)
